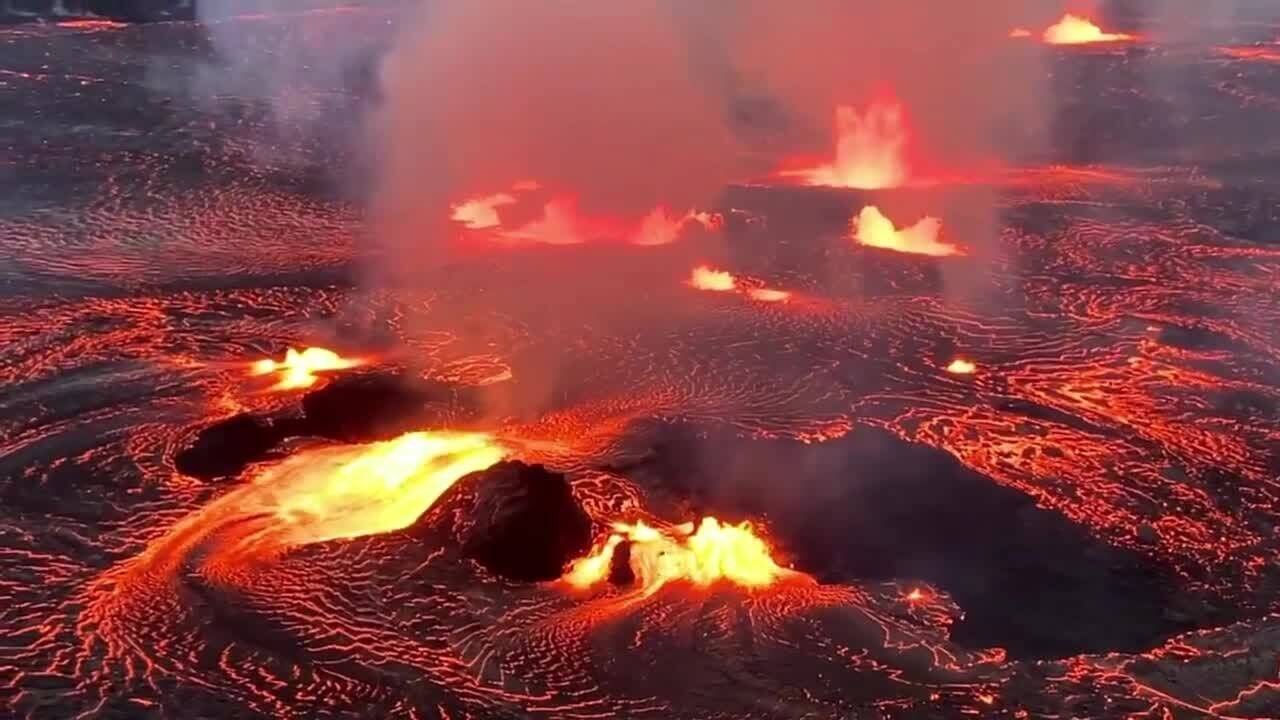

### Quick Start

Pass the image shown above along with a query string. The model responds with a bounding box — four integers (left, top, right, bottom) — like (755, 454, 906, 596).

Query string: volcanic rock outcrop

(454, 461, 594, 583)
(175, 373, 462, 480)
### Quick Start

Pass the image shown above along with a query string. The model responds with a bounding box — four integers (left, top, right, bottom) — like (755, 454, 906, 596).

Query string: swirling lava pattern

(3, 11, 1280, 720)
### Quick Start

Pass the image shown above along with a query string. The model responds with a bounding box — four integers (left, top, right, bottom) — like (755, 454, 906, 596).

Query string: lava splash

(250, 346, 362, 390)
(565, 517, 797, 596)
(851, 205, 959, 257)
(780, 100, 909, 189)
(1042, 14, 1135, 45)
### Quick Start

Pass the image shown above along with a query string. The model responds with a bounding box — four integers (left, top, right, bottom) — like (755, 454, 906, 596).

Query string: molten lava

(689, 265, 737, 292)
(781, 100, 909, 189)
(450, 183, 711, 246)
(946, 358, 977, 374)
(747, 288, 791, 303)
(852, 206, 960, 257)
(450, 193, 516, 229)
(564, 517, 793, 596)
(1042, 14, 1135, 45)
(250, 347, 362, 390)
(229, 431, 505, 555)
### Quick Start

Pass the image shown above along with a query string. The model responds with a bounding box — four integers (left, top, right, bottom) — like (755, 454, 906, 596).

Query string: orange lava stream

(852, 206, 960, 257)
(1220, 45, 1280, 63)
(1042, 14, 1135, 45)
(780, 100, 909, 189)
(249, 346, 362, 390)
(564, 517, 797, 596)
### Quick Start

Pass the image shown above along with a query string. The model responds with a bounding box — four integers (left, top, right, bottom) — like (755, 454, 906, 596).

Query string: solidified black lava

(454, 461, 594, 583)
(298, 374, 456, 443)
(174, 373, 462, 480)
(174, 414, 284, 480)
(622, 421, 1194, 660)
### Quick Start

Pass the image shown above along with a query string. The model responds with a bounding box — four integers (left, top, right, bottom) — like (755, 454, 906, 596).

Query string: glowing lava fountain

(689, 265, 737, 292)
(781, 100, 909, 189)
(852, 206, 960, 257)
(250, 346, 362, 390)
(1042, 14, 1135, 45)
(564, 517, 798, 596)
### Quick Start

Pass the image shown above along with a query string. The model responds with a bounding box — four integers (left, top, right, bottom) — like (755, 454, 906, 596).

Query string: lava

(689, 265, 737, 292)
(564, 517, 796, 596)
(250, 346, 362, 390)
(780, 100, 909, 189)
(450, 193, 516, 229)
(1042, 14, 1135, 45)
(450, 184, 711, 246)
(852, 206, 960, 257)
(946, 358, 977, 375)
(747, 288, 792, 303)
(1220, 45, 1280, 63)
(191, 431, 507, 563)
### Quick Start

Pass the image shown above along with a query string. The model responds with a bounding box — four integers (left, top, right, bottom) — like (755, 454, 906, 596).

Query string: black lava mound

(456, 462, 594, 583)
(617, 421, 1196, 660)
(175, 373, 464, 480)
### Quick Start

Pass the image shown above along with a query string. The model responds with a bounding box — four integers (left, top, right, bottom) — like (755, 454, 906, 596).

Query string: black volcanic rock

(458, 462, 593, 582)
(175, 373, 468, 480)
(174, 414, 284, 480)
(1, 0, 195, 22)
(299, 374, 450, 443)
(621, 421, 1196, 660)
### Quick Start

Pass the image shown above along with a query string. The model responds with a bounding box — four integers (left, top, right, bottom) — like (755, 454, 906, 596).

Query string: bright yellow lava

(223, 431, 506, 556)
(689, 265, 737, 292)
(250, 346, 361, 390)
(852, 206, 960, 257)
(1043, 14, 1134, 45)
(565, 517, 793, 596)
(946, 358, 977, 375)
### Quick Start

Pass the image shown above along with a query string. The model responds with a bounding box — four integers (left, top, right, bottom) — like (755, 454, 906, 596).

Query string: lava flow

(564, 517, 797, 596)
(174, 431, 505, 565)
(1041, 14, 1135, 45)
(779, 100, 909, 189)
(852, 205, 960, 257)
(250, 346, 362, 390)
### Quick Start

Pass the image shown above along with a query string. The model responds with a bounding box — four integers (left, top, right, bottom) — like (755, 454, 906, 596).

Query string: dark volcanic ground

(2, 6, 1280, 720)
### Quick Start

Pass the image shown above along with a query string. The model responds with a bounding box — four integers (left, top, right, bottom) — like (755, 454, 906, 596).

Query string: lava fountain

(689, 265, 737, 292)
(250, 346, 362, 390)
(780, 100, 909, 189)
(564, 517, 797, 596)
(851, 206, 960, 257)
(1042, 14, 1135, 45)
